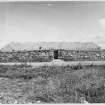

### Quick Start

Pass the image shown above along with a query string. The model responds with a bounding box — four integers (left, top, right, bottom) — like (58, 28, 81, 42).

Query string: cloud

(90, 34, 105, 48)
(99, 18, 105, 33)
(99, 18, 105, 26)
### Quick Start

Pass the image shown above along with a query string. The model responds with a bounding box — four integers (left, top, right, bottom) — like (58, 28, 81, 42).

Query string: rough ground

(0, 60, 105, 103)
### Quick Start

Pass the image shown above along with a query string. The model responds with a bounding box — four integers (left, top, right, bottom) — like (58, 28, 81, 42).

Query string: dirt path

(0, 60, 105, 67)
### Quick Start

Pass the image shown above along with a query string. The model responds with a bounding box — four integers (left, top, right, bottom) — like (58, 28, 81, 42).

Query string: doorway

(54, 50, 58, 59)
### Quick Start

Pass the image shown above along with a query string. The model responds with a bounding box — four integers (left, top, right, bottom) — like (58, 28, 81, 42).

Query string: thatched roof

(1, 42, 101, 51)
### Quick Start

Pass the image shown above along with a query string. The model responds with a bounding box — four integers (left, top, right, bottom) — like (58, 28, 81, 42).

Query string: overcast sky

(0, 1, 105, 48)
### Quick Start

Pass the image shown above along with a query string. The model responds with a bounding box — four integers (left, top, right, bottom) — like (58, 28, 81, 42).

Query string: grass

(0, 63, 105, 103)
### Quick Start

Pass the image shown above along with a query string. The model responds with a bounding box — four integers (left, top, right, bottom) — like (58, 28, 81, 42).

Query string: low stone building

(0, 42, 104, 62)
(0, 49, 105, 62)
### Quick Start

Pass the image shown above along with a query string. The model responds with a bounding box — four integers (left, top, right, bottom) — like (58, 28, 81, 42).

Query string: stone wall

(58, 50, 105, 61)
(0, 50, 53, 62)
(0, 50, 105, 62)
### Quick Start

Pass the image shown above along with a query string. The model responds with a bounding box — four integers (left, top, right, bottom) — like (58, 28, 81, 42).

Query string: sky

(0, 1, 105, 48)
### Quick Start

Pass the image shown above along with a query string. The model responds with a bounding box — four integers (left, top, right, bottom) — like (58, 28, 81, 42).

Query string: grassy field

(0, 63, 105, 103)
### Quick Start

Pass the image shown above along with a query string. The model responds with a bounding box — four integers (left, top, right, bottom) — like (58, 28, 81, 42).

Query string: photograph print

(0, 0, 105, 103)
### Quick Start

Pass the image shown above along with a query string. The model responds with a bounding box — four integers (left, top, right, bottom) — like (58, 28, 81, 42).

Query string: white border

(0, 0, 105, 2)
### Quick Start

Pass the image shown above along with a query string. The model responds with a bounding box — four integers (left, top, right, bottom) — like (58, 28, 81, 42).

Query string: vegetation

(0, 64, 105, 103)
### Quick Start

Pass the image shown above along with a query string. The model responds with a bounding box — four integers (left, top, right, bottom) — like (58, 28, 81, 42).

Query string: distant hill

(1, 42, 101, 51)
